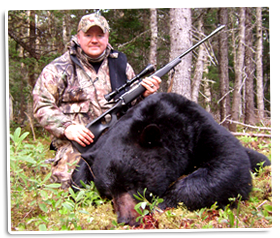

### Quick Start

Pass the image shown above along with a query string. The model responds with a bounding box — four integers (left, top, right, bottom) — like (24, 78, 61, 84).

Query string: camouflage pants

(50, 140, 81, 189)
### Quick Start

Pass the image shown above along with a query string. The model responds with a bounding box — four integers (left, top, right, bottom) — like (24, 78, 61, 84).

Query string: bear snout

(112, 193, 140, 227)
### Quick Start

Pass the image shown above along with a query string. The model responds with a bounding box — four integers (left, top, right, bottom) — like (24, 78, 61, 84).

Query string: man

(33, 13, 161, 188)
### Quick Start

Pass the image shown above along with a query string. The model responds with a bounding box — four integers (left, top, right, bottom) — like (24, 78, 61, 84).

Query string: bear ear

(139, 124, 161, 147)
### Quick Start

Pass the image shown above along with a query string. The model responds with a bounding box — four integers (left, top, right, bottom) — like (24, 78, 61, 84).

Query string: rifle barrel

(151, 25, 225, 79)
(178, 25, 225, 60)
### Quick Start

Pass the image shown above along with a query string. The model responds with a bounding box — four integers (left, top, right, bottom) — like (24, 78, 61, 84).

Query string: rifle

(72, 25, 225, 153)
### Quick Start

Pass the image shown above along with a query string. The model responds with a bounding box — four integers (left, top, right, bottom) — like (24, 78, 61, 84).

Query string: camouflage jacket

(33, 37, 135, 140)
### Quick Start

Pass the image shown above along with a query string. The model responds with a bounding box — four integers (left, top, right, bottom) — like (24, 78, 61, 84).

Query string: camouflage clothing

(33, 36, 135, 188)
(77, 13, 110, 33)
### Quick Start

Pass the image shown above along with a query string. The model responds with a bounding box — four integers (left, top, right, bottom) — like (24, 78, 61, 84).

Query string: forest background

(8, 7, 270, 135)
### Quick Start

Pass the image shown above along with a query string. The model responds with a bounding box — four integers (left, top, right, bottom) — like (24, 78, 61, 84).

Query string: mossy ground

(9, 129, 272, 232)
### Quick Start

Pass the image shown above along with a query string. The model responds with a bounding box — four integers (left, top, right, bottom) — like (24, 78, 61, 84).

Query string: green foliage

(10, 127, 29, 153)
(217, 195, 242, 228)
(10, 127, 106, 231)
(71, 181, 105, 207)
(10, 130, 271, 231)
(10, 127, 53, 208)
(133, 188, 164, 223)
(239, 135, 258, 144)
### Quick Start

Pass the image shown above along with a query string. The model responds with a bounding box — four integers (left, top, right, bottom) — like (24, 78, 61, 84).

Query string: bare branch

(226, 119, 271, 131)
(231, 132, 271, 138)
(8, 29, 40, 60)
(217, 88, 234, 105)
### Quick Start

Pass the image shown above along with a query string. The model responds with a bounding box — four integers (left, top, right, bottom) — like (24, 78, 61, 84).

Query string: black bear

(72, 92, 270, 226)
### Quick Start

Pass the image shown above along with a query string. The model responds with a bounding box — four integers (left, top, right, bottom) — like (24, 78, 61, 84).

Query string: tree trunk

(244, 7, 255, 125)
(18, 40, 27, 125)
(203, 78, 211, 113)
(200, 58, 212, 112)
(27, 10, 36, 88)
(256, 7, 265, 121)
(230, 7, 246, 131)
(169, 8, 192, 99)
(191, 16, 205, 103)
(63, 14, 71, 51)
(149, 8, 158, 68)
(218, 8, 230, 129)
(229, 8, 237, 75)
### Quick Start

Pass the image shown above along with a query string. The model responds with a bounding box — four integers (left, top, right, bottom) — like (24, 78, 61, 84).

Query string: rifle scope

(104, 63, 155, 101)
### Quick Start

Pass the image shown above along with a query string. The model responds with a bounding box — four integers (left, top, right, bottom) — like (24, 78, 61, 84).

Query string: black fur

(72, 93, 270, 211)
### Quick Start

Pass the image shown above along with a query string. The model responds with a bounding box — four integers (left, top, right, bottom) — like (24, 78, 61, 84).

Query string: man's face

(77, 26, 109, 59)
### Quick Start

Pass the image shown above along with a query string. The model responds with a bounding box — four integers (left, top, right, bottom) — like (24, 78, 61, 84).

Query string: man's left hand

(141, 76, 161, 97)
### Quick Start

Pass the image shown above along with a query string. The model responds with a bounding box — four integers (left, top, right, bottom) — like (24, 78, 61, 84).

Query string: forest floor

(9, 127, 272, 232)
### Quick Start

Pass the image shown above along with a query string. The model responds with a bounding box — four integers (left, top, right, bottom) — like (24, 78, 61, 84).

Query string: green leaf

(55, 199, 62, 208)
(157, 198, 164, 204)
(44, 183, 61, 189)
(18, 173, 28, 186)
(79, 210, 89, 214)
(69, 212, 76, 219)
(10, 134, 14, 143)
(134, 204, 143, 215)
(75, 190, 85, 202)
(133, 194, 143, 201)
(142, 188, 147, 197)
(40, 190, 49, 200)
(134, 202, 143, 210)
(41, 172, 52, 185)
(13, 127, 21, 142)
(39, 203, 48, 213)
(10, 127, 30, 154)
(20, 157, 36, 164)
(20, 132, 30, 141)
(112, 220, 118, 226)
(38, 214, 49, 223)
(228, 211, 235, 227)
(28, 178, 40, 184)
(62, 201, 74, 211)
(143, 209, 149, 216)
(61, 224, 68, 230)
(68, 187, 76, 199)
(79, 180, 87, 188)
(263, 204, 272, 212)
(252, 187, 263, 192)
(59, 207, 68, 215)
(39, 224, 47, 231)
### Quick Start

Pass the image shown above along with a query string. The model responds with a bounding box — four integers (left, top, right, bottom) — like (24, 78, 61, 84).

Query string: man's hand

(141, 76, 161, 97)
(65, 124, 95, 147)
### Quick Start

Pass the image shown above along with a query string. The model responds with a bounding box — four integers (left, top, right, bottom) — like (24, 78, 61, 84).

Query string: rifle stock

(72, 100, 123, 152)
(72, 25, 225, 153)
